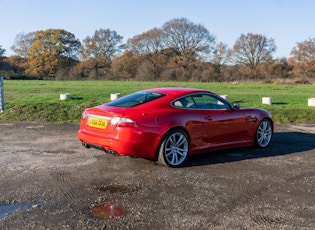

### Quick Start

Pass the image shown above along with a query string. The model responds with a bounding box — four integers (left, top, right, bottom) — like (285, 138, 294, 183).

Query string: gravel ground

(0, 122, 314, 229)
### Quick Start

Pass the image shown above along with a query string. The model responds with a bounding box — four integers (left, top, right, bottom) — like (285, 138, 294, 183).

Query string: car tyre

(157, 129, 189, 168)
(255, 119, 273, 148)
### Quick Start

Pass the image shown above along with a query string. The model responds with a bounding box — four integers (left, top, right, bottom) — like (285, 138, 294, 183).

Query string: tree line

(0, 18, 315, 82)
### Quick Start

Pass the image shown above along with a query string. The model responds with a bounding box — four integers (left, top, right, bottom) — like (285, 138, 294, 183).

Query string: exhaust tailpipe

(82, 142, 90, 149)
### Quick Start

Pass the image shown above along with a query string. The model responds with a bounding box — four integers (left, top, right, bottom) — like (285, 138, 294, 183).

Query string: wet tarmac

(0, 122, 314, 229)
(0, 202, 44, 218)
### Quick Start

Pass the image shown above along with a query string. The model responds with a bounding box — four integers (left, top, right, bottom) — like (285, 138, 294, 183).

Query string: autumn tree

(11, 32, 35, 59)
(271, 57, 292, 79)
(27, 29, 80, 77)
(111, 50, 141, 80)
(289, 38, 315, 78)
(231, 33, 276, 77)
(5, 55, 28, 73)
(80, 29, 123, 79)
(162, 18, 215, 76)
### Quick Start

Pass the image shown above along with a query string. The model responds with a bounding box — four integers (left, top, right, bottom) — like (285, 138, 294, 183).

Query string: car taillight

(110, 117, 138, 127)
(81, 112, 87, 120)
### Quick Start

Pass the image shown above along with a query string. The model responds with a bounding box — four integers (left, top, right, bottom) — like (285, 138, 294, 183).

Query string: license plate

(88, 117, 108, 129)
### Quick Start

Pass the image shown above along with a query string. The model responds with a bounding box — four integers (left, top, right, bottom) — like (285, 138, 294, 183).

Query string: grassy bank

(0, 80, 315, 123)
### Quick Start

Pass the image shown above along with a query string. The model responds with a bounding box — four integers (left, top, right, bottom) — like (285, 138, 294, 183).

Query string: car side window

(191, 94, 230, 110)
(173, 96, 196, 108)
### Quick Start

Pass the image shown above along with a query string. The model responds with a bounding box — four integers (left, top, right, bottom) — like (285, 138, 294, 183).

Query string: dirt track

(0, 122, 314, 229)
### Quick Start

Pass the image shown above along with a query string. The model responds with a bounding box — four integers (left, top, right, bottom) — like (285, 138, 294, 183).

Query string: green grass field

(0, 80, 315, 123)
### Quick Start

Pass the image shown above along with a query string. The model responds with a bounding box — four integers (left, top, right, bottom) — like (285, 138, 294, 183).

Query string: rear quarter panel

(153, 108, 206, 152)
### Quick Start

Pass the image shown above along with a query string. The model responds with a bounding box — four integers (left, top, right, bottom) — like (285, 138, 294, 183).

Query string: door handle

(205, 116, 212, 120)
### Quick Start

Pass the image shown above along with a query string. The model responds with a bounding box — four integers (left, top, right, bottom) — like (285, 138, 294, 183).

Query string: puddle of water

(92, 203, 127, 219)
(0, 202, 44, 218)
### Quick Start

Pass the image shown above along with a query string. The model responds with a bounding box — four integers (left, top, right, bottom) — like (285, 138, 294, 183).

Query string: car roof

(142, 87, 210, 97)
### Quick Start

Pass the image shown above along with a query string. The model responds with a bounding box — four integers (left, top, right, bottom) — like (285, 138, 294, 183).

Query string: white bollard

(60, 93, 70, 100)
(308, 98, 315, 107)
(262, 97, 272, 105)
(110, 93, 121, 101)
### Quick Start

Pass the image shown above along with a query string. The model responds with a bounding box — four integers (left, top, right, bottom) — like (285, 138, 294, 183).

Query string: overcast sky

(1, 0, 315, 58)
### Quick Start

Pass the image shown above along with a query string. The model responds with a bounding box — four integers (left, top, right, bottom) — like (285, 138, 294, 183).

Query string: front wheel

(157, 130, 189, 167)
(255, 119, 273, 148)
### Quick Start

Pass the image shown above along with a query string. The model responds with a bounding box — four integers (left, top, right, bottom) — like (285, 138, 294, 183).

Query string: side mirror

(231, 102, 240, 110)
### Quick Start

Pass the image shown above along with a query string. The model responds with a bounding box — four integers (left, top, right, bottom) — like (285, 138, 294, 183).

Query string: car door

(189, 93, 247, 148)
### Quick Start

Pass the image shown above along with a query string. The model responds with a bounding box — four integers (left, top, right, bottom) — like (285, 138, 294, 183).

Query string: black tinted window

(107, 92, 165, 108)
(191, 94, 230, 110)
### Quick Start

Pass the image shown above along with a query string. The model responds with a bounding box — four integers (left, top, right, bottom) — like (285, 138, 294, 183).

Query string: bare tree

(162, 18, 216, 73)
(126, 28, 167, 79)
(232, 33, 276, 70)
(289, 38, 315, 77)
(11, 32, 35, 58)
(126, 28, 165, 55)
(213, 42, 231, 74)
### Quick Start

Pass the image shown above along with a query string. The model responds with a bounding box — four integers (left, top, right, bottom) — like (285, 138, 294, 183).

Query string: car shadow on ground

(184, 131, 315, 167)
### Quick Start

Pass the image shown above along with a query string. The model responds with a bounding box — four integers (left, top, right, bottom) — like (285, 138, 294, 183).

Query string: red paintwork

(78, 87, 273, 160)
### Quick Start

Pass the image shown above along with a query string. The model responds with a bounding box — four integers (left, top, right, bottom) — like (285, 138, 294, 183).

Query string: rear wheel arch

(155, 127, 190, 167)
(155, 127, 190, 156)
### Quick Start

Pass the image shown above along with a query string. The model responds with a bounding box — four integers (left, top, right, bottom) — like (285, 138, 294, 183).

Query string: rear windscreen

(106, 92, 165, 108)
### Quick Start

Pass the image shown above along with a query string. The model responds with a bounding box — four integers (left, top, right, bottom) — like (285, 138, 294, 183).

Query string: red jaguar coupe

(78, 87, 273, 167)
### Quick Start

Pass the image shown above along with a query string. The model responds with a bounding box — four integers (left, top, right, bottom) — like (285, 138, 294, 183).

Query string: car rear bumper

(77, 128, 160, 159)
